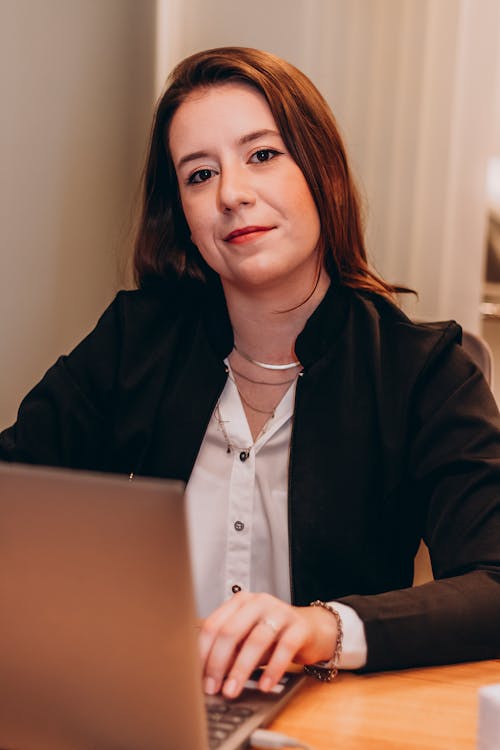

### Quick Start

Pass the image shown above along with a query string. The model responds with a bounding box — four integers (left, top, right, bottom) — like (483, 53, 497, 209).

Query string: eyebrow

(175, 129, 281, 169)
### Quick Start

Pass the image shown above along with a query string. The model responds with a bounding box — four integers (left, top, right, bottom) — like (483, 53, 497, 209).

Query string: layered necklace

(214, 349, 302, 460)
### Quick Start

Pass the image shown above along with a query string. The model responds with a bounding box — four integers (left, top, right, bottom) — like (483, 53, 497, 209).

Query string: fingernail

(223, 678, 238, 698)
(260, 676, 272, 692)
(204, 676, 217, 695)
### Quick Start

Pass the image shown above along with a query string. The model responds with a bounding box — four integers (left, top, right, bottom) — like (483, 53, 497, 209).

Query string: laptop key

(208, 729, 231, 748)
(217, 713, 246, 725)
(209, 728, 230, 739)
(214, 720, 241, 732)
(206, 702, 230, 713)
(208, 737, 225, 749)
(229, 706, 254, 717)
(208, 711, 231, 723)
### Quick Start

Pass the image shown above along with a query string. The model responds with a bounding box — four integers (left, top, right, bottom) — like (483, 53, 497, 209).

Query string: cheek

(182, 211, 217, 263)
(180, 200, 201, 242)
(189, 225, 211, 253)
(180, 195, 213, 246)
(282, 169, 320, 230)
(291, 191, 320, 239)
(307, 200, 321, 237)
(179, 195, 194, 230)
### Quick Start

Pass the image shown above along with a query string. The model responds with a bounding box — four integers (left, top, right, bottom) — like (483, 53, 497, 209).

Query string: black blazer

(2, 276, 500, 671)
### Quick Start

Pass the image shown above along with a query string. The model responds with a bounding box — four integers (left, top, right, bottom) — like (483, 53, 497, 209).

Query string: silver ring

(261, 617, 280, 635)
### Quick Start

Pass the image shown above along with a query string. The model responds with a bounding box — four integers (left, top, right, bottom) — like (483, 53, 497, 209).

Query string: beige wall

(3, 0, 500, 428)
(1, 0, 155, 428)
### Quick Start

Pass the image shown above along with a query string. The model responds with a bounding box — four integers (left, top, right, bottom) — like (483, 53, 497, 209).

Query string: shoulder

(112, 275, 208, 327)
(299, 283, 463, 381)
(347, 290, 499, 423)
(85, 274, 213, 350)
(350, 289, 463, 373)
(337, 287, 493, 411)
(65, 275, 212, 375)
(341, 288, 499, 437)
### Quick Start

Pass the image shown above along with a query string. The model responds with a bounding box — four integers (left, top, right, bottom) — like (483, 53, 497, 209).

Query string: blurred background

(1, 0, 500, 429)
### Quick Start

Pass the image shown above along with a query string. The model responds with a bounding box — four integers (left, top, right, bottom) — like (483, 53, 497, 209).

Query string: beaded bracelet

(303, 600, 343, 682)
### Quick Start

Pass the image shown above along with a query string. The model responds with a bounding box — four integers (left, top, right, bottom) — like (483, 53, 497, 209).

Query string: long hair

(133, 46, 397, 298)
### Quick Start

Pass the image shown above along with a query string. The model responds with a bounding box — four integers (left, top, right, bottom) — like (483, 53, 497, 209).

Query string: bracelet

(303, 600, 343, 682)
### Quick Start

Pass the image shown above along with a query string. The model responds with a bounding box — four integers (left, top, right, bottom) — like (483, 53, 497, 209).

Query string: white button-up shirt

(185, 364, 367, 669)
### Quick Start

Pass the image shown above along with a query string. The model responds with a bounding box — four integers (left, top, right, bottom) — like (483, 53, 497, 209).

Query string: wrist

(304, 600, 343, 682)
(308, 603, 339, 662)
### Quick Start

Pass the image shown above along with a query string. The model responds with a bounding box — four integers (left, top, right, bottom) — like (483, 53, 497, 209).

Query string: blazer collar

(202, 276, 352, 369)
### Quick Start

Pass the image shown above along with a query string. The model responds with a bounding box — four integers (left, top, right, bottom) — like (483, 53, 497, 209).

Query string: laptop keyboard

(204, 669, 293, 748)
(206, 701, 255, 748)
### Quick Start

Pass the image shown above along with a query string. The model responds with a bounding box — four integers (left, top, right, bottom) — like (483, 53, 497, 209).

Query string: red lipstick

(223, 226, 273, 244)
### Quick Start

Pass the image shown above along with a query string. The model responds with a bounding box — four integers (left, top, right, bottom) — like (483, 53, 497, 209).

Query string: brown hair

(133, 46, 397, 298)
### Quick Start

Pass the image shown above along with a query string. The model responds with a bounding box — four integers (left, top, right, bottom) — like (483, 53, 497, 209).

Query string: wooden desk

(270, 660, 500, 749)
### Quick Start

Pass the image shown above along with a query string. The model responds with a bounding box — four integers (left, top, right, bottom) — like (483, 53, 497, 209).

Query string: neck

(222, 268, 331, 363)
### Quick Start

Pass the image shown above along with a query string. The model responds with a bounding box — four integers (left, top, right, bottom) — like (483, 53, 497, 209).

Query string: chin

(233, 262, 285, 285)
(234, 270, 310, 296)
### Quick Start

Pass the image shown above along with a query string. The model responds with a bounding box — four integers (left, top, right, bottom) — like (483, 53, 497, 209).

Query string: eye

(187, 168, 215, 185)
(250, 149, 281, 164)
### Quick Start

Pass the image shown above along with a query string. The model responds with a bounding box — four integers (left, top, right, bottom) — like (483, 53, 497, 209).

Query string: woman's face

(169, 83, 322, 296)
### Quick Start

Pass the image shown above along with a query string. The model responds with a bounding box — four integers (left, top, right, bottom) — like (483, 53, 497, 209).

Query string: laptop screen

(0, 464, 208, 749)
(0, 463, 305, 750)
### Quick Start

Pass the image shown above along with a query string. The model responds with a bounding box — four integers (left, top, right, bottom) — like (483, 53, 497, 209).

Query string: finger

(204, 595, 282, 695)
(199, 591, 250, 664)
(258, 621, 308, 692)
(203, 596, 264, 694)
(221, 617, 285, 699)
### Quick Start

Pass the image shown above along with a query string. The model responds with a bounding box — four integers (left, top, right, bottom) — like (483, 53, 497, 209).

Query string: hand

(199, 591, 338, 699)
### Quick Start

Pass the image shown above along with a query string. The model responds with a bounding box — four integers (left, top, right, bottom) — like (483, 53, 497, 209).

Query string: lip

(223, 226, 274, 243)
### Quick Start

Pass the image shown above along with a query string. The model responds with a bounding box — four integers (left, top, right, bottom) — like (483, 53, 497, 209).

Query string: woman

(1, 47, 500, 700)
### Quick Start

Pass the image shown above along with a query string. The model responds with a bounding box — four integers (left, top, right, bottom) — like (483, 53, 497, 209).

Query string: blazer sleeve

(0, 295, 123, 471)
(339, 330, 500, 671)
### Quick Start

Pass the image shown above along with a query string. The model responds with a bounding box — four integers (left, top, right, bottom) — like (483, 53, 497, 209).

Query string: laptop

(0, 463, 305, 750)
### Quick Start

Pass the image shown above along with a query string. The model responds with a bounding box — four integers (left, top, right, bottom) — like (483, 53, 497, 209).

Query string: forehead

(168, 83, 279, 158)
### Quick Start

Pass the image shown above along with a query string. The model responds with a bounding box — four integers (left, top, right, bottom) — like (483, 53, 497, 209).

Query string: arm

(339, 338, 500, 671)
(200, 329, 500, 688)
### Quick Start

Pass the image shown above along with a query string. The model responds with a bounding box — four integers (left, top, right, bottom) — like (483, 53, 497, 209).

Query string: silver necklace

(233, 344, 300, 371)
(230, 364, 298, 386)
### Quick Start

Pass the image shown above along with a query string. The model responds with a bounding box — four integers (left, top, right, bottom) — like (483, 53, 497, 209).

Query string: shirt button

(234, 520, 244, 531)
(231, 584, 242, 594)
(239, 450, 250, 462)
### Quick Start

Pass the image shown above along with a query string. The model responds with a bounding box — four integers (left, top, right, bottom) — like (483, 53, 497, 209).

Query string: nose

(218, 164, 255, 212)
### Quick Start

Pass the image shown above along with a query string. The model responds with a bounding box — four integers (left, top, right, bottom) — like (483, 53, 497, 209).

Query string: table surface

(269, 660, 500, 750)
